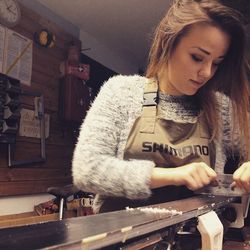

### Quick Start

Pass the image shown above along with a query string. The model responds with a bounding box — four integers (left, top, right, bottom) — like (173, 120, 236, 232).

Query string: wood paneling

(0, 179, 72, 196)
(0, 4, 80, 196)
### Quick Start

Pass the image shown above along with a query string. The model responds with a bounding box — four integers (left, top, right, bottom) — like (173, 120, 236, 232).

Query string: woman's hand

(232, 162, 250, 193)
(150, 162, 217, 190)
(173, 162, 217, 191)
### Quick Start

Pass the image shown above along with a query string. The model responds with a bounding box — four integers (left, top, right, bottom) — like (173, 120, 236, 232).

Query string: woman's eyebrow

(192, 46, 225, 58)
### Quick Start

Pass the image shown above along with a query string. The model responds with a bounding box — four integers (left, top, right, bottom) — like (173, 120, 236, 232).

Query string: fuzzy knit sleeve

(215, 92, 241, 166)
(72, 75, 155, 199)
(218, 93, 241, 151)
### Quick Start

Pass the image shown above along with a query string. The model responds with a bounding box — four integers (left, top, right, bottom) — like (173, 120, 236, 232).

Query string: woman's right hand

(150, 162, 217, 190)
(172, 162, 217, 191)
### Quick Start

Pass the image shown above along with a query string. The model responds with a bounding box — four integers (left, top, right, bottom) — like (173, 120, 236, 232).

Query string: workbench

(0, 195, 248, 249)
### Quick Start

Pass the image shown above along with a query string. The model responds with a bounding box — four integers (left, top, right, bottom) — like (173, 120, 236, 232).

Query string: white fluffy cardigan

(72, 75, 238, 212)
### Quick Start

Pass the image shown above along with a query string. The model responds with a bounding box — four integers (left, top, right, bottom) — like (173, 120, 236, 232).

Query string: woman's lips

(190, 79, 203, 86)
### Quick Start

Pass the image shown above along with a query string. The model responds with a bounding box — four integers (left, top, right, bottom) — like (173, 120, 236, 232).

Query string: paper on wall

(2, 28, 32, 86)
(19, 108, 50, 139)
(0, 25, 6, 73)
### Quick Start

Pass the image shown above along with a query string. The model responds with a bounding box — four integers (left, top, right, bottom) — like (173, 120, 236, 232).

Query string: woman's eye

(191, 54, 203, 62)
(213, 61, 222, 67)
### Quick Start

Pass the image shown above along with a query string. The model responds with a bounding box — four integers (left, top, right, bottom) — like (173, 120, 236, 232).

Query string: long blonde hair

(146, 0, 250, 159)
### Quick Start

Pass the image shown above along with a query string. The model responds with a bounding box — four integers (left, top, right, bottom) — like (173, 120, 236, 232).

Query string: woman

(72, 0, 250, 214)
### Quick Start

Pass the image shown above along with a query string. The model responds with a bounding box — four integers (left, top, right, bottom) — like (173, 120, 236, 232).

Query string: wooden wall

(0, 4, 81, 196)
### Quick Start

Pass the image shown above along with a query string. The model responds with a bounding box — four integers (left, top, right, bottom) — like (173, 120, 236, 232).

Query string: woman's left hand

(232, 162, 250, 193)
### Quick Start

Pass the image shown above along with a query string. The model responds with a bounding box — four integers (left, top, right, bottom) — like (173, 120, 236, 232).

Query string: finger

(234, 180, 245, 191)
(233, 166, 248, 191)
(201, 163, 217, 179)
(210, 179, 219, 187)
(239, 175, 250, 193)
(233, 163, 248, 180)
(197, 171, 211, 186)
(206, 168, 217, 180)
(191, 173, 203, 188)
(233, 168, 244, 180)
(241, 181, 250, 193)
(191, 167, 209, 188)
(233, 169, 244, 188)
(196, 164, 216, 186)
(193, 172, 211, 189)
(186, 175, 200, 191)
(230, 181, 236, 190)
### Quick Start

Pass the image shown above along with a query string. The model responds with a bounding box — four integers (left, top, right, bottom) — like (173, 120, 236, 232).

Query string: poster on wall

(2, 28, 33, 86)
(19, 108, 50, 139)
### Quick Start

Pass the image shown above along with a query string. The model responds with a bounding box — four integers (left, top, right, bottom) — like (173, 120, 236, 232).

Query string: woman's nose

(198, 63, 213, 79)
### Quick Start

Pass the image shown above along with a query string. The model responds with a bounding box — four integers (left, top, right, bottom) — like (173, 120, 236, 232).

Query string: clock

(0, 0, 21, 28)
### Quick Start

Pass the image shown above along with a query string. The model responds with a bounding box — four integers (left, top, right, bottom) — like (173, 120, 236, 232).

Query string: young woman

(72, 0, 250, 214)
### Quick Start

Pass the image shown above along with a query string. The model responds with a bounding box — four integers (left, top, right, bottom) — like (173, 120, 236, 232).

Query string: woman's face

(158, 23, 230, 96)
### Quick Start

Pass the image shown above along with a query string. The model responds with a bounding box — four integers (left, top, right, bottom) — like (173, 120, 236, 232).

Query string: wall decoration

(19, 108, 50, 139)
(0, 26, 33, 86)
(34, 29, 56, 48)
(0, 0, 21, 28)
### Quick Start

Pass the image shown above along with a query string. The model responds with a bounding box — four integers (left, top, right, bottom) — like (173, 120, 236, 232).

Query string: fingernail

(230, 183, 235, 191)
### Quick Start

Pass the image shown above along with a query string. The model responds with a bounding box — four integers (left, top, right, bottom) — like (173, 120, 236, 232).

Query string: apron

(100, 78, 215, 213)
